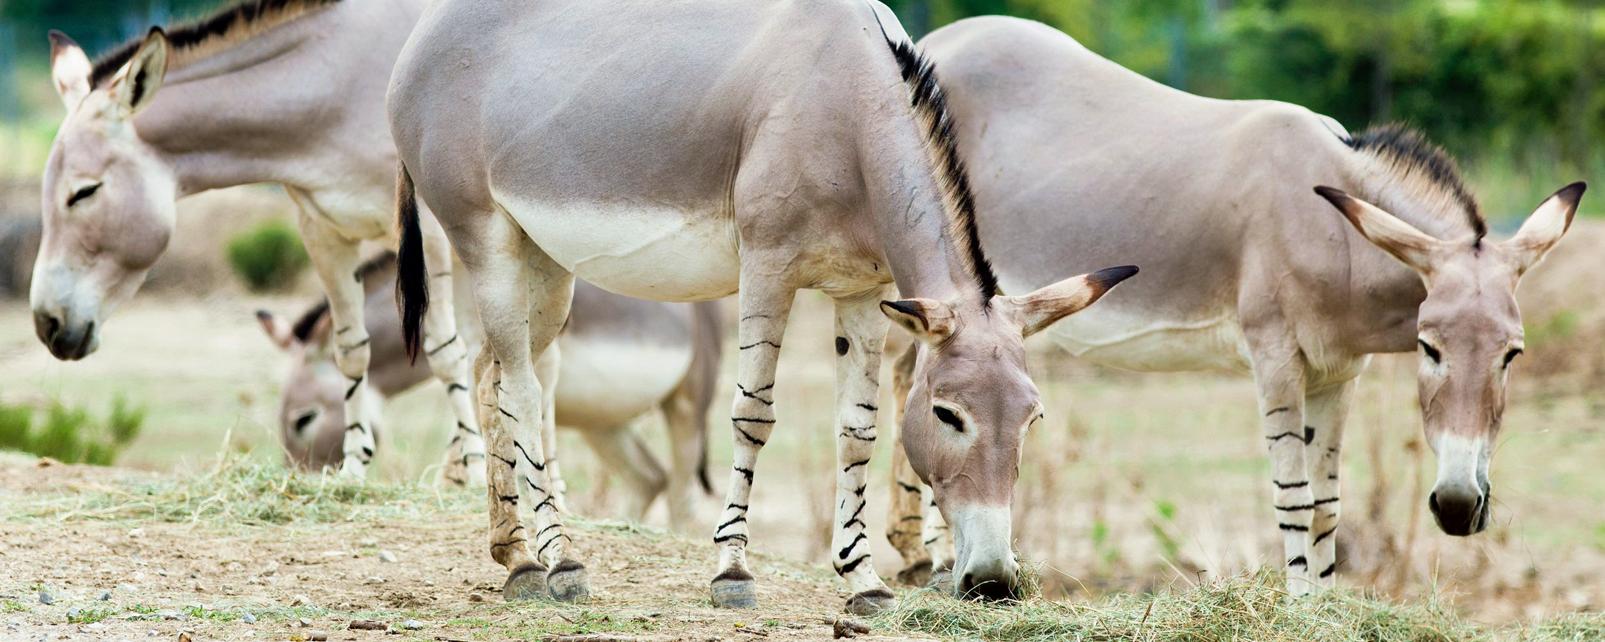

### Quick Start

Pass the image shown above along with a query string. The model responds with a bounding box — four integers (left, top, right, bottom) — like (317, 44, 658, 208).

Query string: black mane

(90, 0, 341, 88)
(871, 14, 1000, 300)
(1344, 124, 1486, 240)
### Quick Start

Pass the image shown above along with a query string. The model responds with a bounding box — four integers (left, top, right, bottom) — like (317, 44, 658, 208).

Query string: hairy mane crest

(870, 15, 1000, 300)
(90, 0, 342, 88)
(1344, 123, 1486, 240)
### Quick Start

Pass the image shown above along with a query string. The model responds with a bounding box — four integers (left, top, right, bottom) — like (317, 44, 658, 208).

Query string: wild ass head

(1316, 180, 1586, 536)
(872, 25, 1138, 600)
(883, 267, 1135, 599)
(256, 306, 360, 471)
(33, 29, 174, 360)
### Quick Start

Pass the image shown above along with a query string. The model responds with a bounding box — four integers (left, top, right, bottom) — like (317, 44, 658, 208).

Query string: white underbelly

(1044, 308, 1252, 374)
(496, 196, 740, 301)
(553, 335, 693, 430)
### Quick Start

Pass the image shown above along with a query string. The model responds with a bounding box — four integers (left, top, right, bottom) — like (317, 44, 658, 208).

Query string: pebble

(37, 590, 53, 605)
(378, 550, 398, 563)
(290, 594, 312, 607)
(400, 620, 423, 631)
(98, 591, 112, 602)
(296, 617, 313, 628)
(66, 608, 81, 621)
(241, 613, 256, 625)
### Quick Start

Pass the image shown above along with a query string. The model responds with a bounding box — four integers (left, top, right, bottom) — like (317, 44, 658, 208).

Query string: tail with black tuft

(395, 164, 429, 363)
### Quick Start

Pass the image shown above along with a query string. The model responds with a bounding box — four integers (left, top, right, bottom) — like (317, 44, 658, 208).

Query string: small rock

(262, 562, 279, 576)
(289, 594, 312, 607)
(127, 528, 144, 539)
(177, 632, 193, 642)
(400, 620, 423, 631)
(241, 613, 256, 625)
(296, 617, 312, 628)
(467, 593, 484, 603)
(37, 590, 53, 605)
(378, 550, 398, 564)
(833, 617, 870, 639)
(156, 610, 181, 621)
(348, 620, 387, 631)
(66, 608, 81, 621)
(98, 591, 112, 602)
(307, 632, 328, 641)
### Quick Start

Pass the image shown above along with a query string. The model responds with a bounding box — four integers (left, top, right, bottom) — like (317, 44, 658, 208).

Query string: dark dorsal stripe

(869, 11, 1001, 300)
(289, 251, 395, 343)
(90, 0, 342, 88)
(1343, 124, 1486, 240)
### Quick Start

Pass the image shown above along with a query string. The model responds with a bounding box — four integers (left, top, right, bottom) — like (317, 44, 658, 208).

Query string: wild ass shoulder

(35, 0, 489, 484)
(387, 0, 1134, 612)
(885, 16, 1585, 595)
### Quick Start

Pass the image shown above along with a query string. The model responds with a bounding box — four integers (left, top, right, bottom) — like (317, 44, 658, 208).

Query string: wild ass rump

(32, 0, 487, 485)
(388, 0, 1134, 612)
(257, 253, 721, 530)
(883, 16, 1585, 595)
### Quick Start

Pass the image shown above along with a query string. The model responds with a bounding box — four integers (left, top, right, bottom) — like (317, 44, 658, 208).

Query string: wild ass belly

(1042, 307, 1252, 374)
(552, 331, 693, 431)
(497, 196, 740, 302)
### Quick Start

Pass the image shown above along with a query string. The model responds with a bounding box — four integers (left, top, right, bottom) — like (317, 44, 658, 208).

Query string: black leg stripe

(738, 340, 782, 350)
(897, 482, 921, 493)
(836, 554, 870, 576)
(734, 467, 754, 484)
(842, 459, 870, 473)
(733, 416, 777, 425)
(447, 383, 469, 395)
(1319, 563, 1336, 578)
(726, 502, 748, 511)
(1287, 555, 1307, 567)
(345, 377, 363, 400)
(856, 403, 878, 412)
(1278, 523, 1309, 532)
(714, 533, 748, 545)
(1313, 497, 1339, 506)
(837, 533, 867, 560)
(456, 421, 481, 436)
(427, 334, 459, 356)
(1313, 527, 1338, 546)
(735, 426, 767, 446)
(1275, 503, 1315, 511)
(1273, 480, 1309, 489)
(1265, 431, 1305, 443)
(1265, 406, 1290, 417)
(497, 494, 518, 504)
(716, 515, 747, 531)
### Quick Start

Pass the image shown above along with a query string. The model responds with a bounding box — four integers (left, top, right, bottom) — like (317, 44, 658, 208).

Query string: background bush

(225, 220, 309, 292)
(0, 396, 145, 465)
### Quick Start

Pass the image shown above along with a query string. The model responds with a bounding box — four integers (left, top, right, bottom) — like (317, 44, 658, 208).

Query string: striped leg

(886, 343, 934, 586)
(920, 484, 954, 591)
(534, 342, 570, 513)
(464, 225, 587, 603)
(418, 208, 485, 487)
(830, 290, 894, 615)
(1252, 352, 1314, 596)
(290, 199, 378, 479)
(1305, 378, 1355, 589)
(710, 284, 794, 609)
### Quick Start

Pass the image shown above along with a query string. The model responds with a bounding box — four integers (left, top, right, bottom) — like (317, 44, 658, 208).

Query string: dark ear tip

(1559, 181, 1587, 201)
(255, 309, 273, 322)
(48, 30, 75, 48)
(880, 300, 915, 315)
(1312, 185, 1347, 203)
(1089, 265, 1139, 291)
(146, 26, 167, 39)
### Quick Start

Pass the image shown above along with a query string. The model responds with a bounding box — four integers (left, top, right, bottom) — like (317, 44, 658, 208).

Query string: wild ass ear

(256, 310, 295, 351)
(880, 299, 957, 343)
(107, 28, 169, 118)
(1001, 265, 1138, 338)
(1314, 186, 1441, 275)
(1506, 182, 1586, 275)
(49, 30, 91, 108)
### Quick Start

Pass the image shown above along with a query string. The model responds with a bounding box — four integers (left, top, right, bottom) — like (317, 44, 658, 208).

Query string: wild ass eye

(67, 182, 101, 207)
(1503, 347, 1523, 367)
(293, 411, 317, 434)
(1418, 339, 1441, 364)
(933, 405, 964, 433)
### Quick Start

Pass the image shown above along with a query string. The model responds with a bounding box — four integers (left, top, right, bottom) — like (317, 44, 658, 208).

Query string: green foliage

(0, 396, 144, 465)
(225, 220, 309, 292)
(66, 607, 117, 624)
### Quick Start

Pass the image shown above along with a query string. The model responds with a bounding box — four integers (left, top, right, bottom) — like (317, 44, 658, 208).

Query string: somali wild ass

(32, 0, 488, 484)
(257, 253, 721, 528)
(387, 0, 1134, 610)
(882, 16, 1586, 595)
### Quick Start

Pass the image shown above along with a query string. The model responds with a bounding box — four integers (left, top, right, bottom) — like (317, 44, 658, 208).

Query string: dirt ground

(0, 456, 930, 642)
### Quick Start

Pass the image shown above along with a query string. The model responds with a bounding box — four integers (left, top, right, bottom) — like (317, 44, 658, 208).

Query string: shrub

(225, 221, 309, 292)
(0, 396, 145, 465)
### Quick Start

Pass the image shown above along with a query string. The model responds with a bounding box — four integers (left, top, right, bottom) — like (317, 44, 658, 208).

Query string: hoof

(547, 559, 590, 603)
(928, 562, 955, 594)
(845, 588, 896, 616)
(710, 568, 757, 609)
(895, 560, 933, 587)
(502, 562, 549, 601)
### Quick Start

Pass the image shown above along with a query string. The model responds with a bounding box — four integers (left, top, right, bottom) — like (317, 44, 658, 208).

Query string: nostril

(1428, 491, 1440, 514)
(34, 311, 61, 342)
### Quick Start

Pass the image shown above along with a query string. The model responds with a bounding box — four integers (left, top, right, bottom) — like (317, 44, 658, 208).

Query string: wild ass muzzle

(883, 16, 1586, 596)
(258, 254, 721, 529)
(387, 0, 1134, 612)
(33, 0, 491, 485)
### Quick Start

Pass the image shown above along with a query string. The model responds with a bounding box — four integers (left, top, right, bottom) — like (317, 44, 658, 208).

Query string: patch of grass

(2, 599, 27, 613)
(13, 455, 477, 526)
(66, 607, 117, 624)
(0, 395, 145, 465)
(875, 571, 1544, 642)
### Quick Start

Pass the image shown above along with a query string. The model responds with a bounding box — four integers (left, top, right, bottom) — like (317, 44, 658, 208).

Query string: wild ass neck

(130, 0, 417, 197)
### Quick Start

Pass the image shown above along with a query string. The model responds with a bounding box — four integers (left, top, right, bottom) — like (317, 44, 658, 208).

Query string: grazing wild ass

(388, 0, 1134, 610)
(881, 16, 1587, 595)
(30, 0, 485, 483)
(257, 253, 721, 528)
